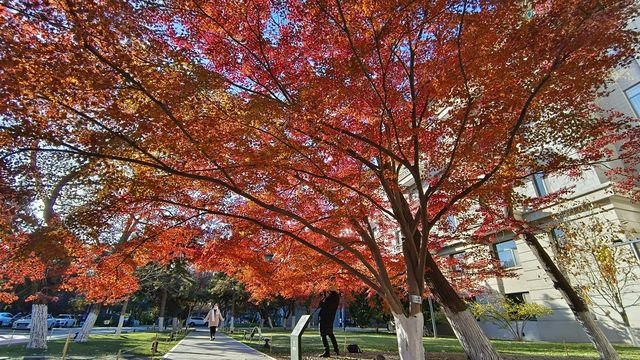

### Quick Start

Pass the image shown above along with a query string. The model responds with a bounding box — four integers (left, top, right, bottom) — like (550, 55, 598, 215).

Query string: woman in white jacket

(204, 303, 224, 341)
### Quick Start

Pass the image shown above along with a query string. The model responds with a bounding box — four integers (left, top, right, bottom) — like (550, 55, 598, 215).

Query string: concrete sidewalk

(164, 329, 275, 360)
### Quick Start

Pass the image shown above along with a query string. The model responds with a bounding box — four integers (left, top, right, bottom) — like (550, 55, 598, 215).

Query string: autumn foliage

(0, 1, 638, 358)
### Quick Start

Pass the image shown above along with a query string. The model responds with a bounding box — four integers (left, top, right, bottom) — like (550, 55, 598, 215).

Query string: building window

(506, 292, 537, 320)
(505, 292, 526, 304)
(613, 238, 640, 261)
(549, 228, 567, 247)
(495, 240, 520, 268)
(371, 225, 379, 238)
(394, 230, 403, 247)
(625, 82, 640, 116)
(450, 252, 465, 272)
(447, 215, 459, 233)
(532, 172, 547, 196)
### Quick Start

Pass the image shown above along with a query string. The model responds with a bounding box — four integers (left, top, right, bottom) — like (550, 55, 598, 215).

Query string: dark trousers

(209, 326, 217, 338)
(320, 321, 338, 352)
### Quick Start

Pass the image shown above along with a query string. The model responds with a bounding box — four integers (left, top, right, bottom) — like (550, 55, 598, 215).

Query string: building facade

(444, 57, 640, 344)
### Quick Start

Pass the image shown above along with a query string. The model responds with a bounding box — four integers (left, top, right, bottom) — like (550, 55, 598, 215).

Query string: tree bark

(75, 303, 100, 342)
(115, 298, 129, 336)
(425, 253, 502, 360)
(392, 312, 425, 360)
(442, 307, 501, 360)
(523, 234, 620, 360)
(27, 303, 48, 349)
(158, 288, 167, 332)
(285, 302, 295, 330)
(230, 298, 235, 332)
(620, 311, 639, 346)
(575, 311, 620, 359)
(171, 317, 179, 332)
(624, 326, 639, 347)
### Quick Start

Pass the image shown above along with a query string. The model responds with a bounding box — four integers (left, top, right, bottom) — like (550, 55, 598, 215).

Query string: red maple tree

(1, 1, 637, 358)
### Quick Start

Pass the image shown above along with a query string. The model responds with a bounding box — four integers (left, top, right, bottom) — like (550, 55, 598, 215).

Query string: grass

(227, 328, 640, 359)
(0, 331, 186, 359)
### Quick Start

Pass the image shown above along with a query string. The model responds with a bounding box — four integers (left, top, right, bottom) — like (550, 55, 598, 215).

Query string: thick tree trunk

(290, 314, 296, 330)
(158, 288, 167, 332)
(283, 303, 292, 330)
(424, 253, 502, 360)
(444, 307, 502, 360)
(171, 317, 179, 332)
(230, 299, 235, 332)
(75, 303, 100, 342)
(392, 312, 425, 360)
(267, 316, 273, 329)
(624, 326, 639, 347)
(523, 234, 620, 360)
(575, 311, 620, 359)
(27, 303, 48, 349)
(620, 311, 639, 346)
(115, 298, 129, 336)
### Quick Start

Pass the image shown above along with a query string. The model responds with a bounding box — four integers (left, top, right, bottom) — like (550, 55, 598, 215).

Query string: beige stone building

(440, 56, 640, 344)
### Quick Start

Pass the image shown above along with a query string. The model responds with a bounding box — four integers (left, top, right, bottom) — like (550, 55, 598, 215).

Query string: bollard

(343, 335, 347, 354)
(151, 333, 159, 359)
(61, 331, 72, 360)
(150, 341, 158, 358)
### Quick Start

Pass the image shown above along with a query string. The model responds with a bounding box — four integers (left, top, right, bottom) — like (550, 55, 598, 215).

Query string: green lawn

(227, 329, 640, 359)
(0, 331, 186, 359)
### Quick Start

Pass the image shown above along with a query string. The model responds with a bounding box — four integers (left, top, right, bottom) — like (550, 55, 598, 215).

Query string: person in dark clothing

(318, 290, 340, 357)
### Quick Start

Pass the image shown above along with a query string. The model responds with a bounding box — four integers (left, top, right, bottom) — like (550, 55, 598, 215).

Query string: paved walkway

(0, 326, 148, 345)
(164, 329, 275, 360)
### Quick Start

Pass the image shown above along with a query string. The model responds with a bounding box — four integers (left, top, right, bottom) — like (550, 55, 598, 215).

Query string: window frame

(532, 172, 547, 197)
(505, 292, 537, 321)
(612, 238, 640, 261)
(625, 82, 640, 117)
(449, 251, 465, 273)
(494, 239, 521, 269)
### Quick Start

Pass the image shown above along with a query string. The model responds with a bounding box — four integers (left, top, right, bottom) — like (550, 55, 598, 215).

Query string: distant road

(0, 326, 149, 345)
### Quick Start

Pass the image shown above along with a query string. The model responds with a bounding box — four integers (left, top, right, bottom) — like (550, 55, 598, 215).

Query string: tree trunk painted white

(443, 307, 501, 360)
(624, 326, 639, 347)
(522, 234, 620, 359)
(158, 288, 167, 332)
(27, 303, 48, 349)
(115, 299, 129, 336)
(575, 311, 620, 360)
(230, 299, 235, 332)
(267, 316, 273, 329)
(392, 312, 425, 360)
(171, 317, 179, 332)
(75, 303, 100, 343)
(290, 314, 296, 330)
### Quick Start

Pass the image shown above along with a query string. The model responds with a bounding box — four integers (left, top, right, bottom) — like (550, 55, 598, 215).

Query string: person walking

(318, 289, 340, 357)
(204, 303, 224, 341)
